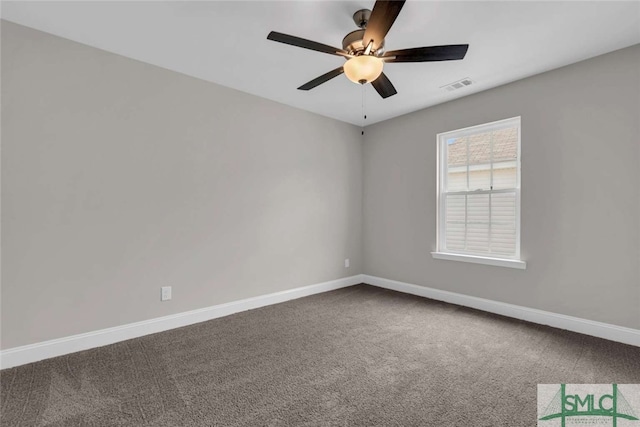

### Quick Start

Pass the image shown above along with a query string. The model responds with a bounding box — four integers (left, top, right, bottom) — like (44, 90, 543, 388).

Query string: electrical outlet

(161, 286, 172, 301)
(345, 258, 350, 268)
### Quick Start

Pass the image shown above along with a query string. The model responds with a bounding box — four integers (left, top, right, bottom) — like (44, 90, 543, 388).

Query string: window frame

(433, 116, 526, 269)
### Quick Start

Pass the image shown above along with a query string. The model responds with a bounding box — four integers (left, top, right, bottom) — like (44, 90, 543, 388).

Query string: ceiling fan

(267, 0, 469, 99)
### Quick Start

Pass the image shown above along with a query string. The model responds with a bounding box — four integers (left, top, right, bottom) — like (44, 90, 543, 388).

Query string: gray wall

(1, 22, 363, 349)
(3, 21, 639, 351)
(363, 44, 640, 329)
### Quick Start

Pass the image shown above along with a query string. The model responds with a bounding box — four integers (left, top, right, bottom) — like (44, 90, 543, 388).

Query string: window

(433, 117, 525, 269)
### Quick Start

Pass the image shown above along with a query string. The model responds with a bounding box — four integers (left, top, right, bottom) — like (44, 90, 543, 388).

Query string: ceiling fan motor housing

(342, 29, 385, 55)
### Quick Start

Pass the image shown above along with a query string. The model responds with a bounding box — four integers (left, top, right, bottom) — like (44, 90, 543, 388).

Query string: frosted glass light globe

(343, 55, 384, 84)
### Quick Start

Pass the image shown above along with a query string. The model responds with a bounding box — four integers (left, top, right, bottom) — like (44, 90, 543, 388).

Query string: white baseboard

(0, 275, 363, 369)
(362, 275, 640, 347)
(3, 273, 637, 369)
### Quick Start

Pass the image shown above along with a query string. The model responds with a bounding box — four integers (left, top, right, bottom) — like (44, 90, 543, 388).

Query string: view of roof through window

(446, 127, 518, 167)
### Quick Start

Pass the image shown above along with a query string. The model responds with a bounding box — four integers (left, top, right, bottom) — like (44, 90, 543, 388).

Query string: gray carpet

(1, 284, 639, 426)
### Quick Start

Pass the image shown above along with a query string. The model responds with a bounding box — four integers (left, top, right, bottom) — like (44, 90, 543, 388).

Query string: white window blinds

(437, 117, 521, 259)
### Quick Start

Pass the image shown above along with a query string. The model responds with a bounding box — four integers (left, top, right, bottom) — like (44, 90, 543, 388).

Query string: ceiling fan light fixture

(343, 55, 383, 85)
(267, 0, 468, 98)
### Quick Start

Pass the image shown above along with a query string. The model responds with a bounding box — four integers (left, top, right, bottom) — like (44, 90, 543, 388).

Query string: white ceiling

(2, 1, 639, 125)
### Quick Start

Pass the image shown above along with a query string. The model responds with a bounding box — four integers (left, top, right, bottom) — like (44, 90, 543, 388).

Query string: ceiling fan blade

(267, 31, 350, 58)
(371, 72, 397, 99)
(298, 67, 345, 91)
(362, 0, 406, 51)
(383, 45, 469, 63)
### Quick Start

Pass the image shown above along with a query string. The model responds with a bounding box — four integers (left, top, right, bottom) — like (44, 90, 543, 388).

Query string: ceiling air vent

(441, 78, 474, 92)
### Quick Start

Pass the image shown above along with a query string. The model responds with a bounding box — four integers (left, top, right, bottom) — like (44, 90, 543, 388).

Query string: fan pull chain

(361, 84, 367, 136)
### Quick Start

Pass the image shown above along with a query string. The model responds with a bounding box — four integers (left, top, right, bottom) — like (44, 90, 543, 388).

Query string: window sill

(431, 252, 527, 270)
